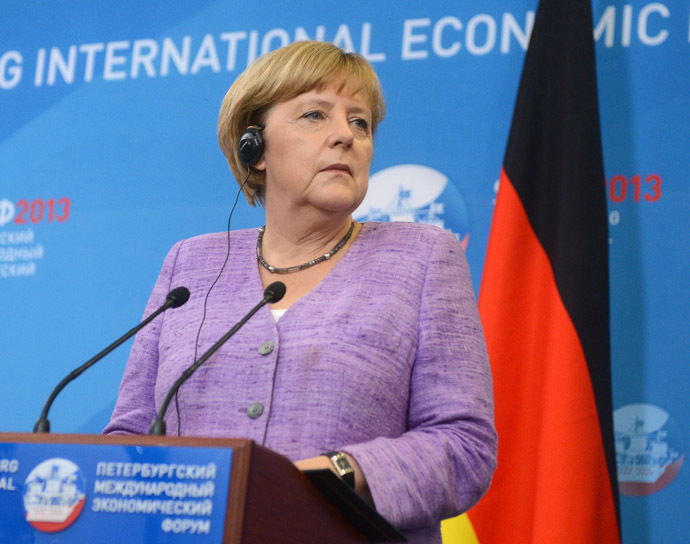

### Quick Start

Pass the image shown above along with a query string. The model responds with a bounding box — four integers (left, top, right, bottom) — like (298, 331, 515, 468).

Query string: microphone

(149, 281, 286, 436)
(33, 286, 190, 433)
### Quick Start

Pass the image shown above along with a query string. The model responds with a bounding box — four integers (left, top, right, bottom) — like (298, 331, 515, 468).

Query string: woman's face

(255, 83, 374, 217)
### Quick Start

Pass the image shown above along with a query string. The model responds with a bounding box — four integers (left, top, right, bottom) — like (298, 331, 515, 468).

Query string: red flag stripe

(470, 170, 619, 542)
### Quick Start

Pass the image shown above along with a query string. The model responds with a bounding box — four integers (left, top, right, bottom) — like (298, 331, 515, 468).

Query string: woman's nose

(326, 115, 354, 148)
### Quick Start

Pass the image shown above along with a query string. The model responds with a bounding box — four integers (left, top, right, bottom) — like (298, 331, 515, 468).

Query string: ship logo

(614, 403, 685, 495)
(355, 164, 471, 250)
(23, 458, 87, 533)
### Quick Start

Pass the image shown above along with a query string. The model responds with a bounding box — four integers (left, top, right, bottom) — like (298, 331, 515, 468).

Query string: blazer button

(258, 340, 274, 355)
(247, 402, 264, 419)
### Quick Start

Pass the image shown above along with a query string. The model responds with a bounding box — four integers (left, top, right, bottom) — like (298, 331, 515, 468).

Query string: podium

(0, 432, 404, 543)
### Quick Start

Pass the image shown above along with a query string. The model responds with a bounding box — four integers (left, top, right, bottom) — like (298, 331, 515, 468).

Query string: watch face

(325, 452, 355, 489)
(325, 452, 354, 478)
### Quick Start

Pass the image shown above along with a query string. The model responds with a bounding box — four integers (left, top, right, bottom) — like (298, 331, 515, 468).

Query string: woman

(105, 41, 496, 543)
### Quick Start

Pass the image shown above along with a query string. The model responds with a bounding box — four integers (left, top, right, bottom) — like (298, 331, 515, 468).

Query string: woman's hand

(295, 453, 372, 503)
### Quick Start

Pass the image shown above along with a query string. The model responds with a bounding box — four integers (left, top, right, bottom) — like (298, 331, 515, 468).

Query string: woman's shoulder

(362, 220, 450, 236)
(171, 228, 258, 253)
(158, 228, 259, 273)
(360, 221, 459, 249)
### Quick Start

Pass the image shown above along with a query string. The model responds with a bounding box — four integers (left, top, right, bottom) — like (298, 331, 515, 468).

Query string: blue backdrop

(1, 2, 688, 542)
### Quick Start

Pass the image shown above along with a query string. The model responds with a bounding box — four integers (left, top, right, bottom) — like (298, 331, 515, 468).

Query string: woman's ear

(253, 153, 266, 171)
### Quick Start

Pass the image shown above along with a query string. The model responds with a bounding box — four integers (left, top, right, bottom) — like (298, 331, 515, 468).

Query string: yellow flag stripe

(441, 514, 479, 544)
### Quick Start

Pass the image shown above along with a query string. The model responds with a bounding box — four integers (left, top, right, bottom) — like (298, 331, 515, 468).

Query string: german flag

(466, 0, 621, 542)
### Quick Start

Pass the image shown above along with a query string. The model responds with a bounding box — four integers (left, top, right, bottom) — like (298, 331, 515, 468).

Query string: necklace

(257, 221, 355, 274)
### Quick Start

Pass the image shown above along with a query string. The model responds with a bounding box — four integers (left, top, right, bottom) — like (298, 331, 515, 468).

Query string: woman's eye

(304, 111, 323, 120)
(352, 118, 370, 131)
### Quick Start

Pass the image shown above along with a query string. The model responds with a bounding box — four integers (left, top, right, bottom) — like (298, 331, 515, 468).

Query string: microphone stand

(149, 282, 285, 436)
(33, 287, 190, 433)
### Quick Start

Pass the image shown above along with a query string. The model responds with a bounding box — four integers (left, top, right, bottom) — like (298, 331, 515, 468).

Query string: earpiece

(237, 125, 264, 167)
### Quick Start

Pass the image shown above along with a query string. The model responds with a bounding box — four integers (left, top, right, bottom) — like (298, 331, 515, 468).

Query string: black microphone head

(166, 286, 190, 308)
(264, 282, 286, 304)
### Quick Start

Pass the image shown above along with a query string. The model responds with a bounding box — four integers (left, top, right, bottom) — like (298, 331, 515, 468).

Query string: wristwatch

(322, 451, 355, 489)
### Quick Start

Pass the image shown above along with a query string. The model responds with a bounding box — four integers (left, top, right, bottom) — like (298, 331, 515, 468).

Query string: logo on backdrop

(23, 458, 86, 533)
(354, 164, 471, 249)
(614, 403, 685, 496)
(0, 196, 70, 279)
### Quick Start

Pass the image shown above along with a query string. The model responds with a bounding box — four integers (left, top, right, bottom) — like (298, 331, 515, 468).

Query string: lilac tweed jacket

(105, 221, 497, 543)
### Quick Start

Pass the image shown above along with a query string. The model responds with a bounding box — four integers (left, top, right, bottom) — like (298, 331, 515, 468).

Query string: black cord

(174, 172, 250, 436)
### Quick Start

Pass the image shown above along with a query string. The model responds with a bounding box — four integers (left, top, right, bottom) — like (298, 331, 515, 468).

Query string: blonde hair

(217, 41, 386, 206)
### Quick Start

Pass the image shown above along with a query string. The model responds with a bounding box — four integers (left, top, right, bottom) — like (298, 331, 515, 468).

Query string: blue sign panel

(0, 442, 233, 543)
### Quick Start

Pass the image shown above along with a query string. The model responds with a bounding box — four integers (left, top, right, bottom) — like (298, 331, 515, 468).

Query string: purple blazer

(105, 221, 497, 543)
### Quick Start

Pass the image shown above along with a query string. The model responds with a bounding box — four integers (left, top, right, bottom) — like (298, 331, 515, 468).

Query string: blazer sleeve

(103, 240, 183, 435)
(341, 229, 497, 530)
